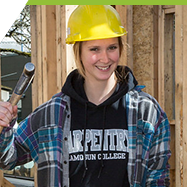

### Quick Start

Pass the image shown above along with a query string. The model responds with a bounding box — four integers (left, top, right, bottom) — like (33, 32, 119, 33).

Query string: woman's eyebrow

(88, 43, 118, 47)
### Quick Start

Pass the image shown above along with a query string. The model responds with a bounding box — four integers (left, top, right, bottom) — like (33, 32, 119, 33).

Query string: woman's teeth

(97, 66, 110, 70)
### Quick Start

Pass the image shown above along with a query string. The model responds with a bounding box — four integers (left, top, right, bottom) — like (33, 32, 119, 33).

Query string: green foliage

(0, 1, 13, 23)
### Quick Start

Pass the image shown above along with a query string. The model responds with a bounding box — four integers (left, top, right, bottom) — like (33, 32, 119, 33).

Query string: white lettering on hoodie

(68, 129, 129, 154)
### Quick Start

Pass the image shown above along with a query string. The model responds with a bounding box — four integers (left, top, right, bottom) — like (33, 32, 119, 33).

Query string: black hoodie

(62, 66, 138, 187)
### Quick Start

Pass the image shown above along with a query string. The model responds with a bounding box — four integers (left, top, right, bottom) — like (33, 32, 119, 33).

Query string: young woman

(0, 5, 171, 187)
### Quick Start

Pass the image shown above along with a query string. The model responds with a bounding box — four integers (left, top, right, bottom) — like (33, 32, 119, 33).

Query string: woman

(0, 5, 171, 187)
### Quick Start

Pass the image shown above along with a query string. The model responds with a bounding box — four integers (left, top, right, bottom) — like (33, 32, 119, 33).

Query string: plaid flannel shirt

(0, 86, 171, 187)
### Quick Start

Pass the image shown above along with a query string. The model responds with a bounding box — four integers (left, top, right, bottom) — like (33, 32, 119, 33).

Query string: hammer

(0, 62, 35, 133)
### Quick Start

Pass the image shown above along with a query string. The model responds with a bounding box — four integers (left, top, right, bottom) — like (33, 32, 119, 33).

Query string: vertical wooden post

(158, 5, 165, 109)
(115, 5, 133, 70)
(175, 5, 187, 187)
(56, 5, 65, 89)
(46, 5, 57, 100)
(0, 170, 3, 186)
(158, 6, 176, 186)
(65, 5, 78, 75)
(152, 6, 159, 100)
(30, 5, 40, 109)
(115, 5, 127, 67)
(126, 5, 133, 70)
(31, 5, 57, 107)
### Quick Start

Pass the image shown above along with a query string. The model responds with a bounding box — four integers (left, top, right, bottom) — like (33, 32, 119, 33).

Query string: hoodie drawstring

(82, 103, 88, 182)
(82, 104, 107, 181)
(98, 106, 107, 178)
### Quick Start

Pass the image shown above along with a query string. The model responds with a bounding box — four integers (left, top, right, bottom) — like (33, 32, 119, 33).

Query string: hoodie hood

(62, 66, 138, 106)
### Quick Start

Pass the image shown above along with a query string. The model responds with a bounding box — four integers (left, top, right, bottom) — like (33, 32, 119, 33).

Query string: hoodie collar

(61, 66, 138, 106)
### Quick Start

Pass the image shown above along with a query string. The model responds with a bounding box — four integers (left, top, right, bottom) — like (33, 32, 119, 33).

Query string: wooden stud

(163, 5, 175, 9)
(30, 5, 38, 110)
(0, 167, 3, 186)
(183, 6, 187, 185)
(175, 5, 183, 186)
(152, 6, 159, 100)
(164, 13, 175, 121)
(36, 5, 43, 106)
(65, 5, 78, 75)
(61, 5, 68, 85)
(56, 5, 63, 91)
(41, 5, 48, 103)
(180, 6, 187, 187)
(158, 6, 176, 186)
(115, 5, 133, 70)
(158, 5, 165, 110)
(165, 8, 175, 14)
(3, 178, 15, 187)
(115, 5, 127, 67)
(46, 5, 57, 100)
(126, 5, 133, 70)
(175, 5, 187, 187)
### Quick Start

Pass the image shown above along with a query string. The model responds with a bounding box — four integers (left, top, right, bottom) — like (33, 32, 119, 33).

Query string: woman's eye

(90, 48, 98, 52)
(108, 46, 117, 50)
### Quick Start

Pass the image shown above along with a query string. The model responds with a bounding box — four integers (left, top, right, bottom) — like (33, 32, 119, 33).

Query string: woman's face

(81, 37, 120, 82)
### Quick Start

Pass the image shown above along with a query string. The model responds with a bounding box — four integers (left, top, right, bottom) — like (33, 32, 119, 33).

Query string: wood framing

(2, 178, 15, 187)
(31, 5, 77, 110)
(175, 5, 187, 187)
(158, 5, 165, 109)
(132, 6, 158, 96)
(0, 167, 3, 186)
(0, 172, 16, 187)
(158, 6, 175, 109)
(115, 5, 133, 69)
(158, 5, 175, 186)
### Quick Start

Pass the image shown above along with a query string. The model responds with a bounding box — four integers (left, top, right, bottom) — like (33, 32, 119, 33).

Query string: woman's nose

(100, 50, 109, 63)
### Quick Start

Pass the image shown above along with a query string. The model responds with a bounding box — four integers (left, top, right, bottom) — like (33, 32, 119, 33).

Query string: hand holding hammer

(0, 62, 35, 133)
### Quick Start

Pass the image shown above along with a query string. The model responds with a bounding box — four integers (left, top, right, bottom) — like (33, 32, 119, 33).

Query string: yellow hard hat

(66, 5, 127, 44)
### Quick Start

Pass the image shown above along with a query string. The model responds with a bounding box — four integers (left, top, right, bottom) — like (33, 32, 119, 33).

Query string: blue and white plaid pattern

(0, 86, 171, 187)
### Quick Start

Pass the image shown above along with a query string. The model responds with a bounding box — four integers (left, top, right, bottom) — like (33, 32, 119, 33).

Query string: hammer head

(14, 62, 35, 95)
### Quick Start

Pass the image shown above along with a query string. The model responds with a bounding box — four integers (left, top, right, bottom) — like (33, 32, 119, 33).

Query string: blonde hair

(73, 37, 124, 79)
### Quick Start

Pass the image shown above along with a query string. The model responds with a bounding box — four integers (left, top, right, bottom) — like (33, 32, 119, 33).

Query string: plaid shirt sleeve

(0, 123, 17, 170)
(0, 104, 45, 170)
(0, 94, 68, 187)
(0, 95, 66, 168)
(127, 86, 171, 187)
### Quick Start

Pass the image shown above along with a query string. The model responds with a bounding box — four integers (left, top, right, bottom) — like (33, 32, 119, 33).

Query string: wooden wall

(133, 5, 158, 97)
(132, 7, 176, 186)
(30, 5, 78, 109)
(158, 6, 176, 186)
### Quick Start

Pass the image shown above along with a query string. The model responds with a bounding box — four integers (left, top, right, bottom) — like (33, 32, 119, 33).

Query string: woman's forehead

(82, 38, 119, 46)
